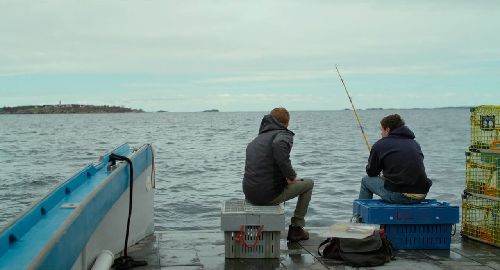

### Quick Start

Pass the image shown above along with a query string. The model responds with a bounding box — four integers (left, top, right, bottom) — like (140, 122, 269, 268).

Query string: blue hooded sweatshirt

(366, 125, 432, 194)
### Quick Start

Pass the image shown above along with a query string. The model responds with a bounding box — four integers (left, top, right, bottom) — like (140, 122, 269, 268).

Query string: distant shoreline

(363, 106, 471, 110)
(341, 106, 471, 111)
(0, 104, 144, 114)
(0, 105, 474, 114)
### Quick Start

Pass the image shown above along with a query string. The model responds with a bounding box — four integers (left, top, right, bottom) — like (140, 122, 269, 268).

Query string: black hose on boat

(109, 153, 147, 269)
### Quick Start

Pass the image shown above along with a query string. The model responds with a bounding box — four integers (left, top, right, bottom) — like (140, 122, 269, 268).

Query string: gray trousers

(270, 178, 314, 227)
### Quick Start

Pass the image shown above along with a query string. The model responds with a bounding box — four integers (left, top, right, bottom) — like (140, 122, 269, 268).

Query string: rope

(109, 153, 134, 257)
(109, 152, 147, 269)
(451, 223, 457, 236)
(235, 225, 264, 248)
(148, 144, 156, 189)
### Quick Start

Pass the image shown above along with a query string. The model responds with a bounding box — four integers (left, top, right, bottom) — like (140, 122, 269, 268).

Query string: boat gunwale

(0, 143, 152, 269)
(0, 144, 130, 239)
(27, 143, 151, 269)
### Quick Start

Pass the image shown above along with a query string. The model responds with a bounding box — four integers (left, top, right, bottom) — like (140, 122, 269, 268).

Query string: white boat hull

(71, 165, 154, 270)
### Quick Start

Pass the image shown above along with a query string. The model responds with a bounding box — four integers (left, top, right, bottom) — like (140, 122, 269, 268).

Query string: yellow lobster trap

(470, 105, 500, 150)
(466, 150, 500, 198)
(461, 192, 500, 247)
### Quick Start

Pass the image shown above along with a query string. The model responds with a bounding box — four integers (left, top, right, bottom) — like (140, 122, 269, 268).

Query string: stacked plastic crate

(353, 199, 459, 250)
(221, 199, 284, 258)
(462, 105, 500, 247)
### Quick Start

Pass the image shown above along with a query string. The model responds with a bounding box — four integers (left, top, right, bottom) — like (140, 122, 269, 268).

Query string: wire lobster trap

(470, 105, 500, 150)
(461, 192, 500, 247)
(466, 150, 500, 198)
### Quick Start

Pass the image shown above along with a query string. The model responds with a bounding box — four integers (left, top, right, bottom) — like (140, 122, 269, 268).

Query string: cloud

(202, 70, 333, 84)
(121, 82, 186, 89)
(1, 1, 499, 111)
(1, 1, 499, 75)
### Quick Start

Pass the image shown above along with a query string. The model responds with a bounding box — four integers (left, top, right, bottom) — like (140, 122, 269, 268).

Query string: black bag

(317, 230, 393, 267)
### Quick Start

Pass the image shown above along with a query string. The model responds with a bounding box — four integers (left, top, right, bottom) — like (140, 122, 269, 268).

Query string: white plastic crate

(221, 199, 284, 258)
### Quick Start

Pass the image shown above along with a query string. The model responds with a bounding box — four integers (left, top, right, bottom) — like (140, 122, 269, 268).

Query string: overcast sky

(1, 1, 499, 112)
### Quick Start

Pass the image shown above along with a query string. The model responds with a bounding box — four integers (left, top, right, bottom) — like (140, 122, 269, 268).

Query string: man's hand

(287, 177, 297, 185)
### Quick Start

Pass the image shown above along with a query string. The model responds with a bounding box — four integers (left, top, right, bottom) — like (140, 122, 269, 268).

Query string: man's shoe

(287, 225, 309, 242)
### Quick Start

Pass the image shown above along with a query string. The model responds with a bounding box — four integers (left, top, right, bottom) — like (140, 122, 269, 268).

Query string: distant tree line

(0, 104, 144, 114)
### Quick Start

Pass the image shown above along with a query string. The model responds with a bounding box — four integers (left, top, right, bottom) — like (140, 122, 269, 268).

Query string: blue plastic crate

(353, 199, 459, 250)
(353, 199, 459, 224)
(384, 224, 453, 250)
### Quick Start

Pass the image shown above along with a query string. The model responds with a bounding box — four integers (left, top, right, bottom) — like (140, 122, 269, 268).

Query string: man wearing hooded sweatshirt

(359, 114, 432, 203)
(243, 107, 314, 242)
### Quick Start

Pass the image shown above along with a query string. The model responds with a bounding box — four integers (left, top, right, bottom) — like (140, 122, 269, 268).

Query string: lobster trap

(465, 150, 500, 198)
(461, 193, 500, 247)
(470, 105, 500, 150)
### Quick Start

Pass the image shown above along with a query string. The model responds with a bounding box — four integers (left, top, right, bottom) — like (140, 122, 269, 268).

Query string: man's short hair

(271, 107, 290, 126)
(380, 114, 405, 130)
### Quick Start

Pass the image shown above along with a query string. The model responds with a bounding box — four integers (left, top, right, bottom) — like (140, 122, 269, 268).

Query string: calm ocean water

(0, 109, 469, 231)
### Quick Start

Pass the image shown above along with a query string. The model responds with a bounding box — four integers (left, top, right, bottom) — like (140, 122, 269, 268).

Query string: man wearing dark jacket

(243, 107, 314, 242)
(358, 114, 432, 203)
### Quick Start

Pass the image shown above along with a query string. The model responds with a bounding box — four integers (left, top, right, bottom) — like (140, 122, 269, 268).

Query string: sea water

(0, 109, 469, 230)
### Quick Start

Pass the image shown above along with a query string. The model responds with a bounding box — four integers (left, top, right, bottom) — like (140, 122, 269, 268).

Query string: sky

(0, 1, 499, 112)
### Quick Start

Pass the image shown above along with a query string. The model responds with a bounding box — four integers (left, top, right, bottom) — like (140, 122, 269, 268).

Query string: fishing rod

(335, 65, 371, 153)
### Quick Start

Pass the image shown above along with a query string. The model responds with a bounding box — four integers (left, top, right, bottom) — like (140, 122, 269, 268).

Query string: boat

(0, 143, 155, 270)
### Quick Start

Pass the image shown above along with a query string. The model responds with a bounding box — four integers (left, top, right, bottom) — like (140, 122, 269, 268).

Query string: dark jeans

(359, 175, 424, 204)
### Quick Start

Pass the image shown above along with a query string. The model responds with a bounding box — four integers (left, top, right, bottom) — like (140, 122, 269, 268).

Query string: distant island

(202, 109, 219, 112)
(0, 104, 144, 114)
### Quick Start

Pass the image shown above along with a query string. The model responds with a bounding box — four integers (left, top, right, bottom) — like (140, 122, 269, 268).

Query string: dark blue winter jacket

(366, 125, 432, 194)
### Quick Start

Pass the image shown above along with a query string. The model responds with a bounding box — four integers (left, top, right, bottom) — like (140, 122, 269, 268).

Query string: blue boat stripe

(27, 144, 152, 270)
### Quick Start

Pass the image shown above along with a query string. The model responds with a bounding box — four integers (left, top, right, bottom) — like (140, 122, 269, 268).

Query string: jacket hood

(389, 125, 415, 139)
(258, 114, 290, 134)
